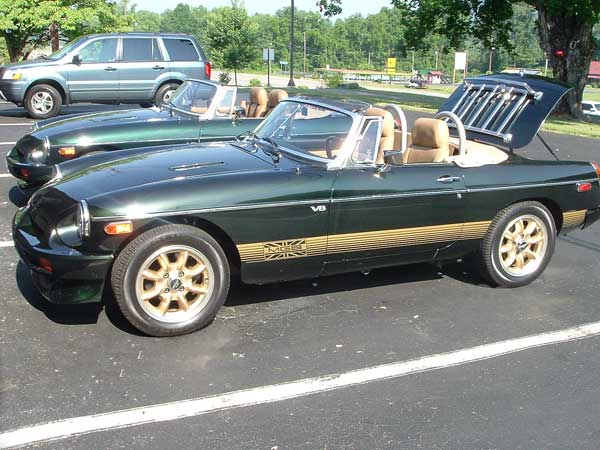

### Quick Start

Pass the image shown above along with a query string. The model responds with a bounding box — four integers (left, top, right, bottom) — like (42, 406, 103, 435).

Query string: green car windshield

(255, 101, 353, 160)
(168, 81, 218, 115)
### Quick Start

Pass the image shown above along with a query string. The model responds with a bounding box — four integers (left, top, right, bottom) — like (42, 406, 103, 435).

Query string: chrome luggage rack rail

(446, 78, 544, 144)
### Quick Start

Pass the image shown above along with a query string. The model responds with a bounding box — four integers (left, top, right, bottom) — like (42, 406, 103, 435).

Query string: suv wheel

(25, 84, 62, 119)
(154, 83, 179, 106)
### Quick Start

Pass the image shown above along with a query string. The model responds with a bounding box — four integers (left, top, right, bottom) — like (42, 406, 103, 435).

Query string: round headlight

(56, 201, 90, 247)
(29, 149, 45, 162)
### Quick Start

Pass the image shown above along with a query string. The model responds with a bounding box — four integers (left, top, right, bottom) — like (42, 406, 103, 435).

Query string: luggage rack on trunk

(447, 78, 544, 145)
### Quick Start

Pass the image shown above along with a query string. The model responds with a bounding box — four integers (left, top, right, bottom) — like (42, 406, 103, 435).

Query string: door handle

(436, 175, 462, 184)
(104, 66, 117, 71)
(152, 65, 165, 70)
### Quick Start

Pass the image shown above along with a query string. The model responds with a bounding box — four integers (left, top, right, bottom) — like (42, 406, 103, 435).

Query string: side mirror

(232, 106, 245, 124)
(71, 54, 82, 65)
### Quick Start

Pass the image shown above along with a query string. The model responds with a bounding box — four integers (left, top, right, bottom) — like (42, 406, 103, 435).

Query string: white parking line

(0, 241, 14, 248)
(0, 142, 16, 145)
(0, 174, 14, 178)
(2, 320, 600, 449)
(0, 123, 32, 126)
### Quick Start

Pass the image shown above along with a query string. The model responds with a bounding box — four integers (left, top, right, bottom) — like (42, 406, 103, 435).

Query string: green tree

(207, 4, 258, 85)
(0, 0, 132, 62)
(160, 3, 209, 44)
(134, 10, 162, 32)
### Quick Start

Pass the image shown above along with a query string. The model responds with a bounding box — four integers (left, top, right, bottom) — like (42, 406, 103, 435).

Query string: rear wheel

(111, 225, 230, 336)
(479, 201, 556, 288)
(154, 83, 180, 106)
(24, 84, 62, 119)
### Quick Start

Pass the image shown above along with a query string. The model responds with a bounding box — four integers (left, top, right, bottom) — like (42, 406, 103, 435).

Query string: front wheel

(111, 225, 230, 336)
(479, 201, 556, 288)
(24, 84, 62, 119)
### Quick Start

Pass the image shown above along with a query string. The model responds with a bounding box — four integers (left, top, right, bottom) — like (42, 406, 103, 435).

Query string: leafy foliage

(0, 0, 133, 62)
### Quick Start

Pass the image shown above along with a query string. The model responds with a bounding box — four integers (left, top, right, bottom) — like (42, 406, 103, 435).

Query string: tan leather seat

(403, 118, 449, 164)
(246, 87, 268, 118)
(266, 89, 288, 115)
(365, 107, 395, 164)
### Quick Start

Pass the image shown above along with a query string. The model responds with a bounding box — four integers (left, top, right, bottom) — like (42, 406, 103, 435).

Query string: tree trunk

(536, 7, 595, 118)
(49, 23, 60, 53)
(234, 67, 238, 86)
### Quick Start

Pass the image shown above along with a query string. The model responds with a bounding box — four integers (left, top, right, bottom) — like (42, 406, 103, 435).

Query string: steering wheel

(325, 136, 341, 159)
(434, 111, 467, 156)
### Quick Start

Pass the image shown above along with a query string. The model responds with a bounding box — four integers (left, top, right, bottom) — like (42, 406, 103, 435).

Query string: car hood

(33, 107, 179, 137)
(53, 142, 275, 203)
(1, 59, 61, 71)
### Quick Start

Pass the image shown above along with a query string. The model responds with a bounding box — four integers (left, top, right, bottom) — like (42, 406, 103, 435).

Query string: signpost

(263, 48, 275, 87)
(386, 57, 396, 84)
(453, 51, 468, 84)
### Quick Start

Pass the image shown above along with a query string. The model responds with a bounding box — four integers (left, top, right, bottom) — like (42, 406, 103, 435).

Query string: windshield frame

(167, 79, 233, 120)
(251, 98, 364, 168)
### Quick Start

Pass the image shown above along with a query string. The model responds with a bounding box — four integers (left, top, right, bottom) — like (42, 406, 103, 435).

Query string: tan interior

(246, 87, 268, 118)
(266, 89, 288, 115)
(402, 118, 450, 164)
(190, 106, 208, 114)
(366, 107, 395, 164)
(446, 137, 508, 167)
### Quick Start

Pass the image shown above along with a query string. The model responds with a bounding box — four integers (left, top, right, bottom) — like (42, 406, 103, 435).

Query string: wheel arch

(153, 78, 183, 96)
(25, 79, 68, 104)
(115, 216, 241, 273)
(505, 197, 563, 232)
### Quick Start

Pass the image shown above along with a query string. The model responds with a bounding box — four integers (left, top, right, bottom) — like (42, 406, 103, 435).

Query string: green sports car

(6, 80, 282, 187)
(13, 75, 600, 336)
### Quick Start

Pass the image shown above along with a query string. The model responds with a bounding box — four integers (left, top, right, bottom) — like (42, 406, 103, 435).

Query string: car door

(118, 37, 165, 102)
(323, 119, 467, 275)
(67, 38, 119, 101)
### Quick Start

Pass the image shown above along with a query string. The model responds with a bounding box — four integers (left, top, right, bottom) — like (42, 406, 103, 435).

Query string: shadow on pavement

(16, 261, 103, 326)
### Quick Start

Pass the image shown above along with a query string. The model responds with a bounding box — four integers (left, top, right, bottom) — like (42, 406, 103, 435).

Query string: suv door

(162, 37, 205, 79)
(118, 37, 165, 102)
(67, 38, 119, 101)
(324, 120, 467, 275)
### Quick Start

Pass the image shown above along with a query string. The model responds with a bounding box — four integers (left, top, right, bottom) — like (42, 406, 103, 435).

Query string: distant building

(589, 61, 600, 82)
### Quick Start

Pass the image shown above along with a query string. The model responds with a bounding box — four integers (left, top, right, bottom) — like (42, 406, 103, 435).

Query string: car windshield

(254, 101, 354, 161)
(45, 37, 87, 60)
(168, 81, 218, 115)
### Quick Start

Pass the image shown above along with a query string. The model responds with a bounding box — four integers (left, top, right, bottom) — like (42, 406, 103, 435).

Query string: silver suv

(0, 32, 211, 119)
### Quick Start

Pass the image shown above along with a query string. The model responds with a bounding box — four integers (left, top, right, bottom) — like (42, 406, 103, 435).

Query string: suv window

(79, 38, 118, 63)
(122, 38, 163, 62)
(163, 38, 200, 61)
(583, 103, 592, 111)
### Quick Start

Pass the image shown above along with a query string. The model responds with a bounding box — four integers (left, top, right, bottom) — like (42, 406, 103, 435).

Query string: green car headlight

(56, 201, 90, 247)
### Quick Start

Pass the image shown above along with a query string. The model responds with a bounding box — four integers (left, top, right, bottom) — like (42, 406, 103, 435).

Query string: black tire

(24, 84, 62, 119)
(479, 201, 556, 288)
(154, 83, 180, 106)
(111, 225, 230, 336)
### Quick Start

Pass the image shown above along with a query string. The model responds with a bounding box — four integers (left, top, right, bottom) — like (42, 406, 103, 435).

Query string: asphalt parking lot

(1, 100, 600, 450)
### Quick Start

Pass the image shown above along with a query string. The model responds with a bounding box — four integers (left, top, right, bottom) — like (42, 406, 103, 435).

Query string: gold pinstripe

(237, 220, 492, 263)
(562, 210, 587, 228)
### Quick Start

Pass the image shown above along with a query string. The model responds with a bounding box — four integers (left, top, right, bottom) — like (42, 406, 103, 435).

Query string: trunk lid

(438, 74, 572, 149)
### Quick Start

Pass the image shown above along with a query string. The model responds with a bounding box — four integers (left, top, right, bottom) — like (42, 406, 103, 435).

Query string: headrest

(268, 89, 288, 108)
(366, 107, 394, 137)
(411, 118, 449, 149)
(249, 87, 268, 105)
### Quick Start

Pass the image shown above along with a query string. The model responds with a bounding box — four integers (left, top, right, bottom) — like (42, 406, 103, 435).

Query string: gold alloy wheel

(498, 214, 548, 277)
(135, 245, 214, 323)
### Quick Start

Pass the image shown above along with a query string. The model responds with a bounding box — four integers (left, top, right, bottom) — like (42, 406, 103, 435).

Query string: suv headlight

(56, 201, 90, 246)
(2, 70, 23, 80)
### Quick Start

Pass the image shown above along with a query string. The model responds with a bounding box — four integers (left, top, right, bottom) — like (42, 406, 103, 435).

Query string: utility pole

(411, 49, 415, 74)
(435, 50, 439, 71)
(288, 0, 296, 87)
(303, 31, 307, 76)
(488, 46, 495, 73)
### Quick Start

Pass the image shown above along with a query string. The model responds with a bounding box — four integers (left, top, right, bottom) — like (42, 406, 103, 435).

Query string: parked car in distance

(7, 81, 287, 187)
(582, 100, 600, 117)
(13, 75, 600, 336)
(0, 32, 211, 119)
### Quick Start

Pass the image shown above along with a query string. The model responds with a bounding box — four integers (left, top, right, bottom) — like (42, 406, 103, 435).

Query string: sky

(135, 0, 394, 17)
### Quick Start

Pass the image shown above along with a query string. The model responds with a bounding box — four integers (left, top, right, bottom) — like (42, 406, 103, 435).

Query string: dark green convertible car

(6, 79, 283, 187)
(13, 75, 600, 336)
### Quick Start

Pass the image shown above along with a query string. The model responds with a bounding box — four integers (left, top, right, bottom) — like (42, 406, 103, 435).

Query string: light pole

(288, 0, 296, 87)
(488, 46, 495, 73)
(435, 50, 439, 71)
(411, 48, 415, 74)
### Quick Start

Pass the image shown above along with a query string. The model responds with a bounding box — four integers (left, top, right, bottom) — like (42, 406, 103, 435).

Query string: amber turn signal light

(58, 146, 77, 158)
(104, 221, 133, 235)
(591, 161, 600, 178)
